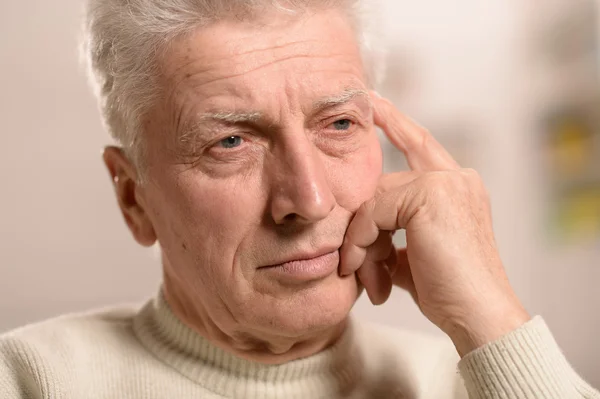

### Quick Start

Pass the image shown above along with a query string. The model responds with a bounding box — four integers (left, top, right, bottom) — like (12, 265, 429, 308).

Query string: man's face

(141, 9, 383, 338)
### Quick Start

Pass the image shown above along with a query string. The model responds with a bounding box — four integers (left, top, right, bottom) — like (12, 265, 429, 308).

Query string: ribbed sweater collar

(132, 290, 365, 398)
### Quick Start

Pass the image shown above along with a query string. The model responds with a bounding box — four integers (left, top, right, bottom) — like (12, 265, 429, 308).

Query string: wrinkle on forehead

(168, 39, 324, 84)
(162, 9, 364, 87)
(168, 36, 363, 92)
(157, 9, 368, 154)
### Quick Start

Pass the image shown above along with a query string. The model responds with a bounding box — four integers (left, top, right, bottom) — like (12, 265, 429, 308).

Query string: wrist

(446, 300, 530, 357)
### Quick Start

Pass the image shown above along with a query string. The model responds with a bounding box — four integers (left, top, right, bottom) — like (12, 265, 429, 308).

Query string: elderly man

(1, 0, 598, 398)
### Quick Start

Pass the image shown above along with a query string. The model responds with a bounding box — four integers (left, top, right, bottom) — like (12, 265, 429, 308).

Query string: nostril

(283, 213, 298, 223)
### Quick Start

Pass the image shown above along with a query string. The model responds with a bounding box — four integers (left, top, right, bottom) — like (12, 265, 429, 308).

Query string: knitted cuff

(458, 316, 595, 399)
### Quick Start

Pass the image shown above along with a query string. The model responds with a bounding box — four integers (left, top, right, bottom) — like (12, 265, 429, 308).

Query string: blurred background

(1, 0, 599, 387)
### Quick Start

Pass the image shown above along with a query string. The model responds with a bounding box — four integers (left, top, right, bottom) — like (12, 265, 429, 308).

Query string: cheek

(328, 134, 383, 210)
(153, 175, 264, 269)
(188, 184, 261, 246)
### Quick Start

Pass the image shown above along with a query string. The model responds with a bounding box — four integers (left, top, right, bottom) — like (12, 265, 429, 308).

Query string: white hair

(81, 0, 385, 176)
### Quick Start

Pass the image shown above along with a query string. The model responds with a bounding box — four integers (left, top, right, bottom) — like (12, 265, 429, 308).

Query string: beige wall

(0, 0, 598, 387)
(0, 0, 162, 327)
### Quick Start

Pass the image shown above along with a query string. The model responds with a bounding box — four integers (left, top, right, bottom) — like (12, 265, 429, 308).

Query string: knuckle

(415, 127, 432, 152)
(355, 200, 373, 217)
(460, 168, 480, 182)
(420, 171, 452, 191)
(452, 169, 478, 190)
(459, 168, 488, 196)
(418, 170, 476, 199)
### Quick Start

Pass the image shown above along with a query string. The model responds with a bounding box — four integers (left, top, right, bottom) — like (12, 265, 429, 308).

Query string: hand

(340, 94, 530, 356)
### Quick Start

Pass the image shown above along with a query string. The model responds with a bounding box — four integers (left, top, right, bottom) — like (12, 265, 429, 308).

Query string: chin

(254, 274, 360, 337)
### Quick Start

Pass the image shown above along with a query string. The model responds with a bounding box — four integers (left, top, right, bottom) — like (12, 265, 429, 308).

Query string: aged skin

(104, 9, 383, 364)
(104, 6, 529, 365)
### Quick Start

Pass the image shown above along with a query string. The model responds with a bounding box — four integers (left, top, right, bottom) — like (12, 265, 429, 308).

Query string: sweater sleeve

(456, 316, 599, 399)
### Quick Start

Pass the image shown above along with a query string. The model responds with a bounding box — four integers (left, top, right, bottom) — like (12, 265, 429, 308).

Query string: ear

(103, 147, 157, 247)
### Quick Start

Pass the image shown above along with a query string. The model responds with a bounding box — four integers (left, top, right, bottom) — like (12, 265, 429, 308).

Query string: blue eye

(332, 119, 352, 131)
(219, 136, 243, 149)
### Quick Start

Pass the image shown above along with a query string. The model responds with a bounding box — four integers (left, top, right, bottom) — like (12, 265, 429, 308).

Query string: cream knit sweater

(1, 291, 598, 399)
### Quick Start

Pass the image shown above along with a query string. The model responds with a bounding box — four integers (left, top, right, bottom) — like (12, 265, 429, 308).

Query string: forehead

(159, 8, 367, 112)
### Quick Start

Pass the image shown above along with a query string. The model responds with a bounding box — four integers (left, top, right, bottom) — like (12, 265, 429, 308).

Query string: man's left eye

(330, 119, 353, 131)
(219, 136, 244, 149)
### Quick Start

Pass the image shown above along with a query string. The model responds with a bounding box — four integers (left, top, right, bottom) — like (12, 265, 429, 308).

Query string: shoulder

(0, 303, 143, 398)
(1, 303, 142, 352)
(351, 318, 465, 398)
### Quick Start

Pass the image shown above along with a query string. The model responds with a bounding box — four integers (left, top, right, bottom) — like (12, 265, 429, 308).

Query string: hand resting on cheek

(340, 93, 530, 357)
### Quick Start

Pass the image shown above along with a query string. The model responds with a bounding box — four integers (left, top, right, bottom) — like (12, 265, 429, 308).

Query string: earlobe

(102, 147, 157, 247)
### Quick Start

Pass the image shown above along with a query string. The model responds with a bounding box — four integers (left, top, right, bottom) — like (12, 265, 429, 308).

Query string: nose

(269, 133, 336, 225)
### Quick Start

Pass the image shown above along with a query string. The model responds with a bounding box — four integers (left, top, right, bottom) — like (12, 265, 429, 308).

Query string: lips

(266, 246, 340, 268)
(260, 248, 341, 282)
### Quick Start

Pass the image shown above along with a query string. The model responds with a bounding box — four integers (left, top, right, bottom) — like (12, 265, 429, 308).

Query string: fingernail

(339, 259, 351, 277)
(338, 246, 353, 277)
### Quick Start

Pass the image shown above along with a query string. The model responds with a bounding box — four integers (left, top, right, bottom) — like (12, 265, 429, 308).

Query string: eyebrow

(178, 111, 262, 145)
(312, 88, 371, 113)
(178, 89, 370, 145)
(198, 111, 263, 124)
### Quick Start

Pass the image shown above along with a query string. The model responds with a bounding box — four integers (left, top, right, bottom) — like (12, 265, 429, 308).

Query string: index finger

(372, 93, 460, 171)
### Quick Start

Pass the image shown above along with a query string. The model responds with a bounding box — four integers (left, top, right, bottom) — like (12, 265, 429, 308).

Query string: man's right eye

(331, 119, 353, 131)
(219, 136, 244, 149)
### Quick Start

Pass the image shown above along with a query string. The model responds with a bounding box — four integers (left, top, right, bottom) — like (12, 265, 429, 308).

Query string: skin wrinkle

(166, 49, 365, 157)
(224, 36, 325, 58)
(168, 36, 350, 93)
(84, 0, 372, 174)
(178, 112, 263, 147)
(117, 8, 381, 364)
(166, 35, 364, 99)
(177, 89, 370, 154)
(175, 53, 361, 93)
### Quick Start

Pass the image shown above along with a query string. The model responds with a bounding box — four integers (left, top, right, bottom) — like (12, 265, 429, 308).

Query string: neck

(162, 282, 348, 365)
(132, 289, 366, 399)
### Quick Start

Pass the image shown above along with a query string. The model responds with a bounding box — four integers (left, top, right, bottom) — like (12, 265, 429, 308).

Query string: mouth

(259, 248, 341, 282)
